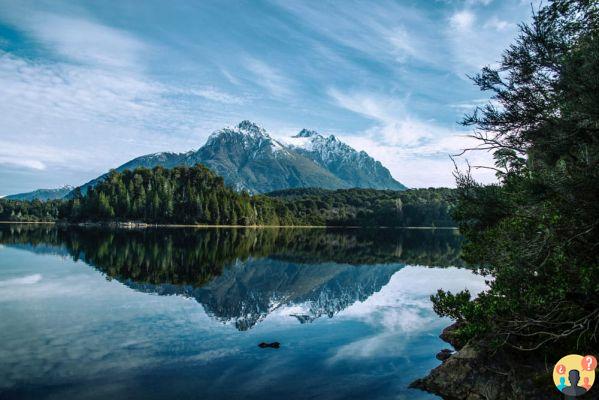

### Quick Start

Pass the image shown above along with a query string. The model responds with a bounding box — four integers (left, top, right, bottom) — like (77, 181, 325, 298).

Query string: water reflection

(0, 224, 483, 400)
(0, 224, 463, 330)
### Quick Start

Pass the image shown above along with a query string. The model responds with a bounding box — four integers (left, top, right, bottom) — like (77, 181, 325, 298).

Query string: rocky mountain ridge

(4, 185, 74, 201)
(72, 121, 405, 195)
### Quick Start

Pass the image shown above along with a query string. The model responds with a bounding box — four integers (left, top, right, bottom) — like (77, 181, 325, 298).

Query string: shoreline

(411, 322, 554, 399)
(0, 221, 458, 229)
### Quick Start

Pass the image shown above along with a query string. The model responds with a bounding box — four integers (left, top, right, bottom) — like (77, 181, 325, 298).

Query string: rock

(410, 340, 556, 400)
(290, 314, 316, 324)
(258, 342, 280, 349)
(439, 322, 466, 350)
(436, 349, 454, 362)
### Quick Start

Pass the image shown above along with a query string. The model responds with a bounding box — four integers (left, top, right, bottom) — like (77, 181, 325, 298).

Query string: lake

(0, 224, 486, 400)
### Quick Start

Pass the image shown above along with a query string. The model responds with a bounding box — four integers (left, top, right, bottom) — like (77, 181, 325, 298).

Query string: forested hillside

(267, 187, 454, 226)
(65, 165, 292, 225)
(0, 165, 455, 227)
(0, 199, 63, 222)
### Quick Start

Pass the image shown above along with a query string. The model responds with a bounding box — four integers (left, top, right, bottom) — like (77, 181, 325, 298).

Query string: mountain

(73, 121, 405, 195)
(5, 185, 74, 201)
(0, 226, 464, 330)
(128, 258, 402, 331)
(184, 121, 348, 192)
(285, 129, 406, 190)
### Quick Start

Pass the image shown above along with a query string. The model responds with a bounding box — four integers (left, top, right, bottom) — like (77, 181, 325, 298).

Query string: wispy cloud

(450, 10, 476, 31)
(328, 88, 443, 147)
(328, 88, 497, 186)
(243, 57, 292, 98)
(0, 273, 42, 287)
(0, 0, 533, 191)
(0, 139, 89, 171)
(4, 12, 149, 70)
(328, 266, 487, 363)
(274, 1, 433, 65)
(445, 8, 520, 73)
(0, 8, 240, 183)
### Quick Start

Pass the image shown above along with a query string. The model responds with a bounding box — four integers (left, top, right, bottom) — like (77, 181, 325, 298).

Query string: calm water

(0, 224, 486, 400)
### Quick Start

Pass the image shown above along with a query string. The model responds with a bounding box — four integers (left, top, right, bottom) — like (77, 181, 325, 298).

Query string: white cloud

(0, 138, 94, 171)
(466, 0, 494, 5)
(328, 266, 487, 363)
(191, 87, 244, 104)
(340, 133, 496, 187)
(220, 68, 242, 86)
(327, 88, 497, 186)
(0, 7, 148, 71)
(445, 9, 524, 73)
(0, 11, 237, 180)
(0, 274, 42, 287)
(450, 98, 490, 111)
(274, 1, 435, 66)
(327, 88, 438, 147)
(244, 57, 292, 97)
(484, 16, 511, 31)
(450, 10, 475, 31)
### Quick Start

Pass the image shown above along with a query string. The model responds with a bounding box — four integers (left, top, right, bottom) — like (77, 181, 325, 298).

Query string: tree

(432, 0, 599, 353)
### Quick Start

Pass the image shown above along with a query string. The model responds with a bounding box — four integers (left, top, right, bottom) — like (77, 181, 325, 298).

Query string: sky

(0, 0, 534, 195)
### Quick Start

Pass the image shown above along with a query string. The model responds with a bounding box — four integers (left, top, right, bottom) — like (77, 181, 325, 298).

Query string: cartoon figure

(562, 370, 587, 397)
(553, 354, 596, 397)
(557, 377, 567, 391)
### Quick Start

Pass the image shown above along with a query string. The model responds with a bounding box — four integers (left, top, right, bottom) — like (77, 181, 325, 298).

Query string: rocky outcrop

(410, 323, 556, 400)
(439, 322, 466, 350)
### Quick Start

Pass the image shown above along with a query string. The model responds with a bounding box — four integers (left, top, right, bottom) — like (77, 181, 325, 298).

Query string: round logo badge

(553, 354, 596, 397)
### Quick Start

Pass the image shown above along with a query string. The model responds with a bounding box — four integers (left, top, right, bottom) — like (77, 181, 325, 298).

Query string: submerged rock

(258, 342, 280, 349)
(436, 349, 454, 362)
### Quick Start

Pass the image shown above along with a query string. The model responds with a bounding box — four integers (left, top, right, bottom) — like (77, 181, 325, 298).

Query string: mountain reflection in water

(0, 225, 463, 330)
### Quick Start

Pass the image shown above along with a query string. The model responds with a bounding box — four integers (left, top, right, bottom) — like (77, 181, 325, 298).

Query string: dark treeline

(0, 198, 63, 222)
(0, 224, 463, 332)
(0, 224, 463, 287)
(67, 164, 292, 225)
(0, 165, 456, 227)
(268, 187, 454, 226)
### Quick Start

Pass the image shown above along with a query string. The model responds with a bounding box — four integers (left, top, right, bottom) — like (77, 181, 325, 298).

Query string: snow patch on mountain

(72, 121, 405, 196)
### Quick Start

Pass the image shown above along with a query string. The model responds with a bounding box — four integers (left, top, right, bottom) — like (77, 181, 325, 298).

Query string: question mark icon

(556, 364, 566, 374)
(581, 355, 597, 371)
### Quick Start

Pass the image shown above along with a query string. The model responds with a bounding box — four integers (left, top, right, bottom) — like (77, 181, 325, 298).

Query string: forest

(0, 224, 464, 281)
(0, 164, 455, 227)
(429, 0, 598, 382)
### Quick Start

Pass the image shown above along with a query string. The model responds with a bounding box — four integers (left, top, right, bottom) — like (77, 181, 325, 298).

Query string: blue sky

(0, 0, 533, 195)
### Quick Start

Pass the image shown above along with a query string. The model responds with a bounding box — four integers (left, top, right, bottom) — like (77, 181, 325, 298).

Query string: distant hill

(72, 121, 405, 196)
(5, 185, 74, 201)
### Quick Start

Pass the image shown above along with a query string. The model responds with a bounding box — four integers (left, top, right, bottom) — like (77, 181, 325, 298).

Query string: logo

(553, 354, 597, 397)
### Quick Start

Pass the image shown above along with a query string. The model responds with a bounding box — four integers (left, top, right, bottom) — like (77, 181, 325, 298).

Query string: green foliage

(2, 166, 456, 227)
(267, 187, 456, 227)
(432, 0, 599, 353)
(64, 164, 288, 225)
(0, 198, 63, 222)
(0, 224, 465, 274)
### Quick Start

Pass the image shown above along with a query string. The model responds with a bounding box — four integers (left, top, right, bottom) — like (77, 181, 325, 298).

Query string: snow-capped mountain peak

(236, 120, 269, 137)
(72, 121, 405, 196)
(294, 129, 320, 138)
(207, 120, 271, 143)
